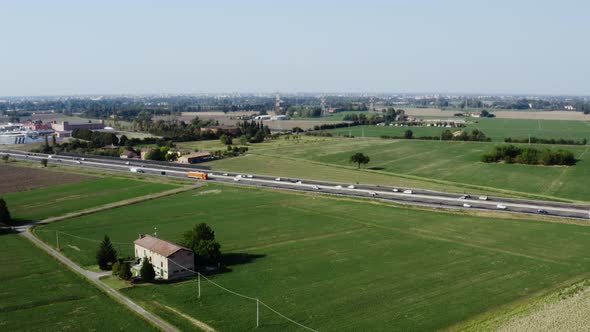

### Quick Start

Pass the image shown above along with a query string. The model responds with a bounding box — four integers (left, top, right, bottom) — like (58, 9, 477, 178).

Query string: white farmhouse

(133, 234, 195, 280)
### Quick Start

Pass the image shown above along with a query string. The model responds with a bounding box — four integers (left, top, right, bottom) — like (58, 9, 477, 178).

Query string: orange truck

(187, 172, 208, 180)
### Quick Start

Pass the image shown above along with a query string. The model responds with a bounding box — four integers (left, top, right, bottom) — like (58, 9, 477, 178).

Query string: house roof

(179, 151, 211, 159)
(120, 150, 138, 157)
(134, 234, 191, 257)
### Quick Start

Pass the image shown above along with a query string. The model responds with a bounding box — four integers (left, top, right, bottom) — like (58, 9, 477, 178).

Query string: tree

(96, 235, 117, 270)
(112, 260, 121, 277)
(51, 135, 57, 146)
(350, 153, 370, 169)
(182, 223, 222, 267)
(220, 134, 232, 145)
(404, 130, 413, 139)
(119, 262, 132, 280)
(0, 198, 11, 225)
(119, 135, 129, 146)
(40, 159, 48, 167)
(140, 258, 155, 281)
(239, 135, 248, 145)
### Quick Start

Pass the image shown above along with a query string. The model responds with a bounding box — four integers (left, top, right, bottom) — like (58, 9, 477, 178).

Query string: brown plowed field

(0, 164, 93, 195)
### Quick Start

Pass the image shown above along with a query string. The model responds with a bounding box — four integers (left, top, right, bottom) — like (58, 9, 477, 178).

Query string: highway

(2, 149, 590, 220)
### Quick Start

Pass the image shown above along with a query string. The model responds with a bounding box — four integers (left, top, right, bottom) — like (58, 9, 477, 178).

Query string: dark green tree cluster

(182, 223, 222, 267)
(350, 153, 370, 168)
(96, 235, 118, 270)
(505, 137, 587, 146)
(0, 198, 12, 225)
(481, 145, 576, 166)
(236, 121, 271, 143)
(140, 258, 156, 281)
(112, 259, 132, 280)
(72, 128, 119, 146)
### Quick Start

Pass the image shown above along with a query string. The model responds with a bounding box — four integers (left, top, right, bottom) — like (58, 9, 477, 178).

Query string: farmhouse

(177, 151, 213, 164)
(133, 234, 195, 280)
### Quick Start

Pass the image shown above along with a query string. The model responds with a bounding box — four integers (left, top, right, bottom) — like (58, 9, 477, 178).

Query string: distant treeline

(313, 122, 356, 130)
(504, 137, 587, 146)
(381, 129, 491, 142)
(481, 145, 576, 166)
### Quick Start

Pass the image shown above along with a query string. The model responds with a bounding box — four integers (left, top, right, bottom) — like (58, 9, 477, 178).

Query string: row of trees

(381, 129, 490, 142)
(481, 145, 576, 166)
(505, 137, 587, 146)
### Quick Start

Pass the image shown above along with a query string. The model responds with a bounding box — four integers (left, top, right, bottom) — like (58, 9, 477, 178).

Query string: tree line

(504, 137, 587, 146)
(380, 129, 491, 142)
(481, 145, 576, 166)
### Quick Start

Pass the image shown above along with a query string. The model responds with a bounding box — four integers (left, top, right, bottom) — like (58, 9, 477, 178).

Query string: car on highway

(403, 190, 413, 194)
(234, 177, 240, 181)
(463, 203, 472, 208)
(312, 185, 320, 190)
(246, 174, 254, 178)
(369, 192, 378, 196)
(496, 204, 507, 210)
(76, 161, 81, 164)
(223, 173, 229, 176)
(125, 161, 130, 165)
(81, 158, 85, 161)
(537, 209, 548, 214)
(296, 181, 303, 184)
(459, 194, 471, 199)
(275, 177, 281, 181)
(335, 185, 342, 189)
(347, 185, 355, 189)
(479, 196, 488, 200)
(392, 188, 399, 192)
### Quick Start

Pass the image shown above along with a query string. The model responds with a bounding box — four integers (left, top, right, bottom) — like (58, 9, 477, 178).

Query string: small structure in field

(133, 234, 195, 280)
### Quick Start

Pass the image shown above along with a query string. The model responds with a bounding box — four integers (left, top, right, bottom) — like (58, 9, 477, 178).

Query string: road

(19, 228, 179, 332)
(2, 149, 589, 220)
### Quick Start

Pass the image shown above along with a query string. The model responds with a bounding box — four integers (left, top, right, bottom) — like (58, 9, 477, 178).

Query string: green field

(4, 178, 178, 222)
(35, 184, 590, 331)
(198, 137, 590, 202)
(326, 118, 590, 142)
(0, 232, 157, 331)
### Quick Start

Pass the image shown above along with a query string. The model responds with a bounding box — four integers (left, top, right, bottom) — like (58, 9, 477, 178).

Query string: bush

(481, 145, 576, 166)
(140, 258, 156, 281)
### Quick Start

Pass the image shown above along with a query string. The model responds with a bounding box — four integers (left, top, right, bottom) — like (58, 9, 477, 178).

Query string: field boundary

(37, 184, 201, 224)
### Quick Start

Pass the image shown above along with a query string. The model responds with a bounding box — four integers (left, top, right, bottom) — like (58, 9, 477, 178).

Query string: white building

(133, 234, 195, 280)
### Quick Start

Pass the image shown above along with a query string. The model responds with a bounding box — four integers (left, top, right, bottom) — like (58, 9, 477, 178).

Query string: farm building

(120, 150, 140, 159)
(177, 151, 213, 164)
(133, 234, 195, 280)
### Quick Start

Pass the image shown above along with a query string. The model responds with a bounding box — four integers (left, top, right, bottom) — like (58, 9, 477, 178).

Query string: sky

(1, 0, 589, 96)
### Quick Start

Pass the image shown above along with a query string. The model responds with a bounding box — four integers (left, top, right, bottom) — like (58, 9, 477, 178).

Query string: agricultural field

(35, 184, 590, 331)
(3, 177, 178, 222)
(403, 107, 590, 121)
(237, 138, 590, 202)
(0, 164, 93, 195)
(325, 118, 590, 142)
(0, 232, 157, 331)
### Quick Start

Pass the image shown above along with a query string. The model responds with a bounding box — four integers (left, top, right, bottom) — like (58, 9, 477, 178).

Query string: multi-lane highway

(2, 149, 589, 220)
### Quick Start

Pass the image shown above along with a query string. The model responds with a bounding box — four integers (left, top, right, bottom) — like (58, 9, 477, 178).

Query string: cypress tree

(96, 235, 117, 270)
(140, 258, 155, 281)
(0, 198, 11, 225)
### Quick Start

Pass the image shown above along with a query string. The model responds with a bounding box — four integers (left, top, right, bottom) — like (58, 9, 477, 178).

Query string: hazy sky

(1, 0, 589, 96)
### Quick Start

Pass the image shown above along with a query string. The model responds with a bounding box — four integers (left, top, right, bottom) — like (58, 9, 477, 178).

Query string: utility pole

(198, 273, 201, 298)
(256, 299, 260, 327)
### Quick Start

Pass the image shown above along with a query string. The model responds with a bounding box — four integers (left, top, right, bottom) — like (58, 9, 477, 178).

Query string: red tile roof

(134, 234, 191, 257)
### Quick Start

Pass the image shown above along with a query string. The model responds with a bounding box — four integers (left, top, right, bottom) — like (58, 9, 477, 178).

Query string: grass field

(193, 136, 590, 202)
(326, 118, 590, 142)
(35, 184, 590, 331)
(4, 178, 178, 222)
(0, 232, 157, 331)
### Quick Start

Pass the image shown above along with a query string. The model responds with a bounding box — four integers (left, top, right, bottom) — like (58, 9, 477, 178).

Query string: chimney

(139, 234, 145, 239)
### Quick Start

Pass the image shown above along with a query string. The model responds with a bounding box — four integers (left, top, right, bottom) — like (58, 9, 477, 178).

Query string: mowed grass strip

(0, 233, 157, 331)
(4, 178, 178, 222)
(36, 184, 590, 331)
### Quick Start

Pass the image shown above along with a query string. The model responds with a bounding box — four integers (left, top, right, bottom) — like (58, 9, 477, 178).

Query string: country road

(20, 229, 180, 332)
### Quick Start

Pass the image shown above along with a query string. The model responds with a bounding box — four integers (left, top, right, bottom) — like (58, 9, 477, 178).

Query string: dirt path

(21, 230, 179, 332)
(157, 302, 218, 332)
